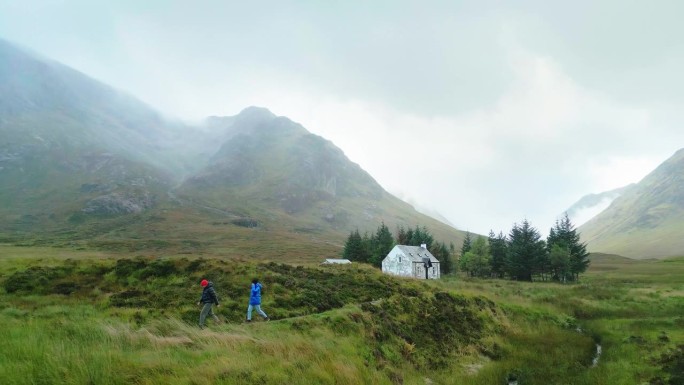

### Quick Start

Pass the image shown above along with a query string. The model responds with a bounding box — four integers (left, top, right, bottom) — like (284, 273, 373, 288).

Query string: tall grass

(0, 251, 681, 384)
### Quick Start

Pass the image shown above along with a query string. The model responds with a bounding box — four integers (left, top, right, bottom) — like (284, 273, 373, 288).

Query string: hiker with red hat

(197, 279, 220, 328)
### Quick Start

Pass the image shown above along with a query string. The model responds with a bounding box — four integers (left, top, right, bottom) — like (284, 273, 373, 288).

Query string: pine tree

(410, 225, 434, 249)
(548, 244, 571, 283)
(370, 222, 395, 267)
(460, 231, 472, 257)
(343, 230, 365, 262)
(449, 242, 457, 273)
(488, 230, 507, 278)
(360, 232, 373, 264)
(547, 213, 590, 281)
(506, 220, 546, 281)
(396, 226, 410, 245)
(431, 241, 454, 275)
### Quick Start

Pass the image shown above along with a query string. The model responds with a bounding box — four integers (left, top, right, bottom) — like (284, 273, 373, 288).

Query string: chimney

(420, 243, 426, 249)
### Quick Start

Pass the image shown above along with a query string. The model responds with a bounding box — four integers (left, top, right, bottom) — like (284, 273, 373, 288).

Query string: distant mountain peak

(579, 148, 684, 258)
(237, 106, 276, 118)
(205, 106, 278, 131)
(231, 106, 278, 127)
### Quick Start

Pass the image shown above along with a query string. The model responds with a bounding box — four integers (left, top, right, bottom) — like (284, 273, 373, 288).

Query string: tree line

(341, 213, 589, 283)
(342, 223, 456, 274)
(459, 213, 590, 282)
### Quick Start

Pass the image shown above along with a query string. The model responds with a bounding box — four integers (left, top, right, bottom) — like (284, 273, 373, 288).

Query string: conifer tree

(449, 242, 457, 272)
(343, 229, 365, 262)
(396, 226, 410, 245)
(370, 222, 395, 267)
(506, 220, 546, 281)
(361, 231, 373, 264)
(488, 230, 507, 278)
(548, 244, 572, 282)
(460, 231, 472, 257)
(410, 225, 434, 249)
(547, 213, 590, 281)
(431, 241, 454, 275)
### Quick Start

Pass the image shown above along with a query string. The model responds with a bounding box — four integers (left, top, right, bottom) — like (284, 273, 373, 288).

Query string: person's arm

(211, 287, 219, 306)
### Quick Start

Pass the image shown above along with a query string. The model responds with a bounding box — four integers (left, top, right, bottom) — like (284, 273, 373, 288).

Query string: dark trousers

(199, 303, 219, 327)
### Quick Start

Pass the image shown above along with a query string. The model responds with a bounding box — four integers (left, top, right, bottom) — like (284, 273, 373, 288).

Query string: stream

(591, 343, 602, 367)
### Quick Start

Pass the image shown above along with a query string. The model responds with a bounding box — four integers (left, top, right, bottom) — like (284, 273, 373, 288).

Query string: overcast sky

(2, 0, 684, 235)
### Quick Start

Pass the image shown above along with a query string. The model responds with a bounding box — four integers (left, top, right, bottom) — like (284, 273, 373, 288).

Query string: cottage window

(399, 255, 402, 263)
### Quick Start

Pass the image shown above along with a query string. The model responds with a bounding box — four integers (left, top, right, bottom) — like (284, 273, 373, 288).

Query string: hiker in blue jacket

(246, 278, 269, 322)
(197, 279, 220, 328)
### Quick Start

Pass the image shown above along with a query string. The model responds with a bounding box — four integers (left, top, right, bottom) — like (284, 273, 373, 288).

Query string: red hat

(200, 279, 208, 287)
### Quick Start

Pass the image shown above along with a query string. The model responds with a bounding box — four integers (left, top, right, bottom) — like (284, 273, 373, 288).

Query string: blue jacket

(249, 282, 262, 305)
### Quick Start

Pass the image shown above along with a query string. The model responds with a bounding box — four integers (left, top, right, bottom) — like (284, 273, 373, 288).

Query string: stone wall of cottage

(381, 247, 413, 278)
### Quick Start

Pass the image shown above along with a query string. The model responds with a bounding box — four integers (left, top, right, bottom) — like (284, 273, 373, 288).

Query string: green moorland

(0, 246, 682, 385)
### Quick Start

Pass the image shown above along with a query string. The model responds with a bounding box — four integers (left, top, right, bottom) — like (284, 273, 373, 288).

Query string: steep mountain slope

(0, 39, 187, 234)
(0, 39, 465, 257)
(177, 107, 464, 245)
(0, 39, 194, 172)
(579, 149, 684, 258)
(565, 184, 634, 226)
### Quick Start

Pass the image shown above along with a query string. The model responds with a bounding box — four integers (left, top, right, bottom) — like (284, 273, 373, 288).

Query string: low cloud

(255, 46, 675, 235)
(2, 1, 683, 237)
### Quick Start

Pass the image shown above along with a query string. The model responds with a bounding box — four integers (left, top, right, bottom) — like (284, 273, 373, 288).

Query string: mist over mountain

(0, 39, 464, 254)
(0, 39, 196, 171)
(579, 149, 684, 258)
(0, 39, 182, 229)
(565, 184, 635, 227)
(175, 105, 462, 243)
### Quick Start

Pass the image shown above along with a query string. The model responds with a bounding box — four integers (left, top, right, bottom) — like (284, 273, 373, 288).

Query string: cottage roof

(322, 258, 352, 264)
(394, 245, 440, 263)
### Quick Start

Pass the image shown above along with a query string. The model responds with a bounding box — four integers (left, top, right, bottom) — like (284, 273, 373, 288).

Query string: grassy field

(0, 245, 682, 384)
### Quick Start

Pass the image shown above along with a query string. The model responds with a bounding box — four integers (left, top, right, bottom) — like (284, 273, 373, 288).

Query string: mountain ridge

(579, 148, 684, 258)
(0, 39, 466, 259)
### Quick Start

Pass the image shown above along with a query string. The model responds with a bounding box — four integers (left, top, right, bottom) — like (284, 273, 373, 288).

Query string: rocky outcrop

(82, 191, 155, 215)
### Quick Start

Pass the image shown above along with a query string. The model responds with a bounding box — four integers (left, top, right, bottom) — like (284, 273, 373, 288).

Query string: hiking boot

(264, 317, 270, 322)
(246, 319, 251, 323)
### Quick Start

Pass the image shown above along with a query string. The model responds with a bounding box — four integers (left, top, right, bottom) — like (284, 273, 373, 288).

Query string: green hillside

(0, 39, 466, 257)
(177, 107, 463, 248)
(579, 149, 684, 259)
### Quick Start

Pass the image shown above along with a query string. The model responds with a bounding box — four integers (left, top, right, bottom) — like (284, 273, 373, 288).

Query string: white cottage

(381, 244, 440, 279)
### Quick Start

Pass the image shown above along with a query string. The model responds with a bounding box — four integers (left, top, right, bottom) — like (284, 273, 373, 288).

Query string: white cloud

(570, 197, 615, 227)
(251, 46, 670, 235)
(3, 1, 684, 238)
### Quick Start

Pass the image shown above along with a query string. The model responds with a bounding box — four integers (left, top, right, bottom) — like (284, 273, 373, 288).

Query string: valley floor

(0, 245, 682, 385)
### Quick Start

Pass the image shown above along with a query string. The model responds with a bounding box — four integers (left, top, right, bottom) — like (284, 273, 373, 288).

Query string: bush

(3, 266, 72, 294)
(361, 291, 495, 369)
(114, 258, 146, 279)
(137, 259, 177, 279)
